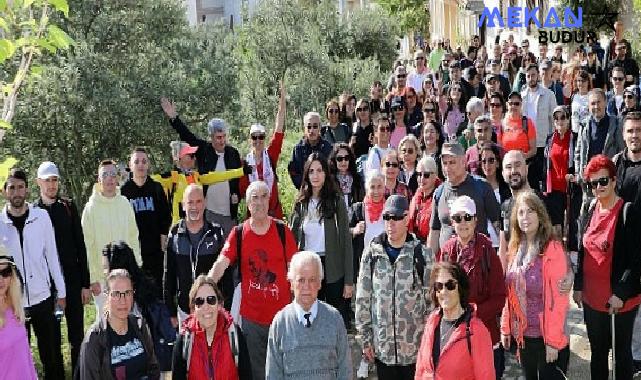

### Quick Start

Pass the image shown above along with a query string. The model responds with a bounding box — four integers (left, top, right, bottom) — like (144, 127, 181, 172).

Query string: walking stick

(611, 311, 616, 380)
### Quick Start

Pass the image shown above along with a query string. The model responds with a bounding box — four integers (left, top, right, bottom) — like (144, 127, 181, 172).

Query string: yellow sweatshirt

(81, 184, 141, 283)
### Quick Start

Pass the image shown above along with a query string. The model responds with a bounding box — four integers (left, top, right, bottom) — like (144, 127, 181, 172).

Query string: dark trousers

(520, 337, 569, 380)
(63, 281, 85, 373)
(527, 147, 545, 193)
(241, 317, 270, 380)
(374, 359, 415, 380)
(584, 303, 638, 380)
(25, 296, 65, 380)
(319, 256, 349, 327)
(494, 346, 505, 379)
(141, 250, 164, 299)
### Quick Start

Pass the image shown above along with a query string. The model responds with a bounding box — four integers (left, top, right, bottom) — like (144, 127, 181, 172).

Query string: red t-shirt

(497, 115, 536, 154)
(582, 199, 641, 312)
(222, 219, 298, 325)
(548, 132, 571, 192)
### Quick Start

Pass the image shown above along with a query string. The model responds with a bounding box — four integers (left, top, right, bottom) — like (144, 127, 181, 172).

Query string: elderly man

(355, 195, 431, 380)
(209, 181, 298, 380)
(160, 97, 243, 236)
(288, 112, 333, 189)
(266, 251, 352, 380)
(465, 115, 499, 173)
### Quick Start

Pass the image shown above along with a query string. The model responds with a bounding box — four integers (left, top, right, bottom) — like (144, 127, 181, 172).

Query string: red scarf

(364, 195, 385, 223)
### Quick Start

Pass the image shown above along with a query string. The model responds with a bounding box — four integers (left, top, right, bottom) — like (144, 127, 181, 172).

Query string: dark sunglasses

(451, 213, 474, 223)
(490, 103, 502, 108)
(554, 115, 567, 121)
(417, 172, 433, 178)
(509, 101, 521, 106)
(434, 279, 458, 292)
(415, 56, 425, 60)
(327, 108, 340, 114)
(400, 148, 415, 154)
(109, 290, 134, 300)
(481, 157, 496, 164)
(194, 295, 218, 307)
(588, 176, 611, 189)
(613, 77, 625, 81)
(392, 106, 405, 112)
(423, 108, 436, 113)
(382, 214, 406, 221)
(251, 134, 266, 141)
(356, 107, 369, 112)
(0, 266, 13, 278)
(396, 74, 407, 79)
(335, 155, 349, 162)
(306, 124, 320, 130)
(378, 127, 391, 132)
(624, 94, 636, 99)
(385, 162, 399, 168)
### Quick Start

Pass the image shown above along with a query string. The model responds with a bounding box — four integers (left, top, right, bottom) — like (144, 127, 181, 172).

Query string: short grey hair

(183, 183, 204, 203)
(466, 97, 484, 114)
(588, 88, 606, 102)
(303, 112, 321, 125)
(287, 251, 324, 281)
(474, 115, 492, 127)
(207, 118, 227, 135)
(245, 180, 271, 202)
(398, 134, 421, 156)
(365, 171, 385, 190)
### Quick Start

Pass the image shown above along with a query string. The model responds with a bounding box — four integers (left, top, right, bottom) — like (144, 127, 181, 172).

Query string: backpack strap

(465, 310, 473, 355)
(228, 323, 240, 366)
(521, 116, 528, 135)
(236, 224, 244, 277)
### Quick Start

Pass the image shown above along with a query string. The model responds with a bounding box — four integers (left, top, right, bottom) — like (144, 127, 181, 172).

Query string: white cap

(37, 161, 60, 179)
(450, 195, 476, 216)
(250, 124, 266, 135)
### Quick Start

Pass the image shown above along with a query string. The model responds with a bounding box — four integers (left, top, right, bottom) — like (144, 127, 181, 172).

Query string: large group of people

(0, 23, 641, 380)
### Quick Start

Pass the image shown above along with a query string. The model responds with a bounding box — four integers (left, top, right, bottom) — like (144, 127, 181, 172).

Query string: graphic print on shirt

(129, 196, 155, 213)
(248, 248, 280, 299)
(111, 337, 144, 365)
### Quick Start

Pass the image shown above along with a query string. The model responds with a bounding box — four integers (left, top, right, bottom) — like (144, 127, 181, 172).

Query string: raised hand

(160, 97, 178, 119)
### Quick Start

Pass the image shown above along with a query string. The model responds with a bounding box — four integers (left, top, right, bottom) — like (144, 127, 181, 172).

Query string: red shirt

(548, 131, 571, 192)
(497, 115, 536, 154)
(408, 187, 434, 241)
(222, 219, 298, 325)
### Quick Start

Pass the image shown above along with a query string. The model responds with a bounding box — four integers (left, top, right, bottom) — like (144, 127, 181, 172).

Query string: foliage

(557, 0, 621, 33)
(372, 0, 429, 36)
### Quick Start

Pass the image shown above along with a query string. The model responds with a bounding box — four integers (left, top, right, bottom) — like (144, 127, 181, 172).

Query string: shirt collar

(294, 300, 318, 326)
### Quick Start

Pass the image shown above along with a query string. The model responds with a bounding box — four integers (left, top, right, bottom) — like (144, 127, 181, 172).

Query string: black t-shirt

(616, 155, 641, 210)
(8, 209, 29, 249)
(352, 124, 374, 157)
(108, 323, 149, 380)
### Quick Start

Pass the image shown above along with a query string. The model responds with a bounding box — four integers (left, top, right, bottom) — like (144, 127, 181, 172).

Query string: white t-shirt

(206, 152, 231, 216)
(365, 145, 394, 178)
(364, 212, 385, 248)
(407, 69, 433, 95)
(303, 198, 326, 254)
(571, 94, 589, 133)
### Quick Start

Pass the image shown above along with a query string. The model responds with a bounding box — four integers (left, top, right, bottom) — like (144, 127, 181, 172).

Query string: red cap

(179, 145, 198, 158)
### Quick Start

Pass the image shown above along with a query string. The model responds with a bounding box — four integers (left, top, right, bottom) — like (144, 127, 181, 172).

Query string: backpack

(181, 321, 241, 370)
(498, 115, 528, 138)
(370, 241, 426, 288)
(144, 301, 177, 371)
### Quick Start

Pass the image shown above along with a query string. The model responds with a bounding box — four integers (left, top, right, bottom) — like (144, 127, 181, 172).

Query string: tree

(372, 0, 429, 36)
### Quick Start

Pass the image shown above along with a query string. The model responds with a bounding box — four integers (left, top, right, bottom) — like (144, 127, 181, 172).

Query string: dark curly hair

(429, 261, 470, 308)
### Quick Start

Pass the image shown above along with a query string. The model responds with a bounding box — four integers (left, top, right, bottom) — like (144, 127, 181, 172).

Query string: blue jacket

(287, 138, 333, 189)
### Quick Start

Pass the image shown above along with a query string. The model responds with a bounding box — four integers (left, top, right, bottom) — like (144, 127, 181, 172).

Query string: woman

(390, 96, 408, 148)
(421, 100, 441, 130)
(398, 134, 422, 194)
(381, 151, 411, 199)
(329, 142, 364, 211)
(354, 98, 373, 132)
(406, 87, 424, 130)
(0, 254, 37, 380)
(409, 156, 441, 243)
(78, 269, 160, 379)
(421, 76, 437, 103)
(476, 144, 510, 248)
(172, 275, 251, 380)
(322, 98, 350, 144)
(512, 52, 536, 93)
(289, 153, 353, 326)
(488, 92, 506, 139)
(570, 69, 592, 133)
(340, 93, 356, 125)
(415, 261, 495, 379)
(421, 120, 445, 180)
(350, 172, 386, 263)
(350, 99, 374, 159)
(436, 195, 506, 378)
(500, 191, 570, 380)
(440, 82, 467, 141)
(573, 154, 641, 380)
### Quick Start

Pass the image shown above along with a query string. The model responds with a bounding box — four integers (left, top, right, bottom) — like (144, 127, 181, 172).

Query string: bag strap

(228, 323, 240, 366)
(521, 116, 528, 135)
(236, 224, 243, 278)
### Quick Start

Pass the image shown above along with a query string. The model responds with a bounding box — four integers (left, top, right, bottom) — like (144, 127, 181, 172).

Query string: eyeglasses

(588, 176, 611, 189)
(335, 155, 349, 162)
(624, 94, 636, 99)
(328, 108, 340, 114)
(109, 290, 134, 300)
(392, 106, 405, 112)
(251, 134, 266, 141)
(194, 295, 218, 307)
(0, 266, 13, 278)
(382, 214, 406, 221)
(613, 77, 625, 81)
(417, 172, 433, 178)
(554, 115, 567, 121)
(396, 74, 407, 79)
(378, 127, 391, 132)
(490, 103, 502, 108)
(400, 148, 415, 154)
(415, 56, 425, 60)
(306, 124, 320, 130)
(100, 171, 118, 179)
(434, 279, 458, 292)
(508, 101, 521, 106)
(385, 162, 399, 168)
(356, 107, 369, 112)
(451, 213, 474, 223)
(423, 108, 436, 113)
(481, 157, 496, 164)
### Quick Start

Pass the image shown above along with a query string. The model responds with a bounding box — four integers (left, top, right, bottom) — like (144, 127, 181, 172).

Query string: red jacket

(415, 306, 495, 380)
(501, 240, 570, 350)
(408, 180, 441, 241)
(437, 233, 506, 344)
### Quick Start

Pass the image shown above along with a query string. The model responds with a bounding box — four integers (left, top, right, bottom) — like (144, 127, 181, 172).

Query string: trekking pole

(611, 310, 616, 380)
(563, 179, 571, 252)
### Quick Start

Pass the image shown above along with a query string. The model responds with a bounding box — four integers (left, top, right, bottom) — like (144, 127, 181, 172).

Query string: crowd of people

(0, 23, 641, 380)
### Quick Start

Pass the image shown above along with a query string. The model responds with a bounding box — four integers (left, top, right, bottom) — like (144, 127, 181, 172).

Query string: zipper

(191, 227, 213, 281)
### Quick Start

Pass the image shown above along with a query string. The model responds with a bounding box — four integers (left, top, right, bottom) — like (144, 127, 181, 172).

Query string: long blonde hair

(0, 264, 25, 327)
(507, 191, 555, 261)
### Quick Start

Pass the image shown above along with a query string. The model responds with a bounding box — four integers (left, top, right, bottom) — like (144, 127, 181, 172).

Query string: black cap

(383, 195, 409, 216)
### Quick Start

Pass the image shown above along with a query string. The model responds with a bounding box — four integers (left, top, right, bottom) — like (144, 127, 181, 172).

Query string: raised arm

(275, 80, 286, 134)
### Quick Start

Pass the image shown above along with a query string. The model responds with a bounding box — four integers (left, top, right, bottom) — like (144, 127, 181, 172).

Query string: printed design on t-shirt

(248, 248, 280, 299)
(111, 337, 144, 365)
(129, 196, 155, 213)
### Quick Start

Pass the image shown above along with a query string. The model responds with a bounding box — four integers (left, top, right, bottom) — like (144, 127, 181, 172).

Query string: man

(458, 96, 485, 150)
(551, 45, 564, 65)
(464, 66, 484, 99)
(288, 111, 333, 189)
(538, 40, 548, 62)
(465, 115, 498, 173)
(474, 59, 486, 79)
(369, 80, 389, 115)
(209, 181, 298, 380)
(612, 112, 641, 374)
(386, 65, 410, 101)
(355, 195, 431, 379)
(81, 160, 141, 315)
(606, 40, 639, 88)
(428, 39, 444, 72)
(266, 251, 352, 379)
(365, 116, 395, 175)
(585, 47, 605, 90)
(502, 92, 537, 159)
(429, 142, 500, 253)
(620, 86, 641, 120)
(161, 98, 243, 235)
(1, 168, 66, 379)
(164, 184, 227, 325)
(540, 60, 564, 105)
(604, 20, 632, 73)
(490, 57, 511, 98)
(521, 63, 557, 191)
(407, 50, 433, 97)
(35, 161, 90, 373)
(121, 147, 171, 294)
(607, 66, 627, 117)
(442, 61, 473, 102)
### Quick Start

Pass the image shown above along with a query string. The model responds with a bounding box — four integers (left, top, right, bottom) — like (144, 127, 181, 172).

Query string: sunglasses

(613, 77, 625, 81)
(385, 162, 399, 168)
(434, 279, 458, 292)
(306, 124, 320, 130)
(417, 172, 433, 178)
(509, 101, 521, 106)
(588, 176, 611, 189)
(624, 94, 636, 99)
(392, 106, 405, 112)
(490, 103, 502, 108)
(251, 134, 266, 141)
(0, 266, 13, 278)
(356, 107, 369, 112)
(382, 214, 406, 221)
(451, 213, 474, 223)
(100, 171, 118, 179)
(400, 148, 415, 154)
(109, 290, 134, 300)
(335, 155, 349, 162)
(327, 108, 340, 114)
(415, 56, 425, 60)
(194, 295, 218, 307)
(423, 108, 436, 113)
(481, 157, 496, 164)
(554, 115, 567, 121)
(378, 127, 391, 132)
(396, 74, 407, 79)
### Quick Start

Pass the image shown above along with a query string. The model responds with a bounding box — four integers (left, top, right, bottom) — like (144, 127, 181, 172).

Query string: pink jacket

(415, 306, 495, 380)
(501, 240, 569, 350)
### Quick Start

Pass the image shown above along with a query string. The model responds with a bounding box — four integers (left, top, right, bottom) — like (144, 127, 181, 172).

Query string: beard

(9, 196, 25, 209)
(508, 175, 526, 190)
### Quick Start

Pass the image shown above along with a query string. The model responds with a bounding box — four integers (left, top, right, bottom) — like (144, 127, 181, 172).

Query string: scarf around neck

(364, 195, 384, 223)
(246, 149, 274, 191)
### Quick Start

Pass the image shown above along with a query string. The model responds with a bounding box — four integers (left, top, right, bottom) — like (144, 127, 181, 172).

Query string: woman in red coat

(415, 261, 495, 380)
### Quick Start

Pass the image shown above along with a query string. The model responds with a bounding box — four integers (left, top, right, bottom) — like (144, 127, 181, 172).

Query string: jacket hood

(88, 183, 123, 204)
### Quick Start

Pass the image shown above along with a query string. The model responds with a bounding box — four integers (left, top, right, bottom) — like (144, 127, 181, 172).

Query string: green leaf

(0, 39, 16, 63)
(23, 0, 34, 8)
(0, 120, 12, 130)
(48, 0, 69, 17)
(36, 37, 56, 53)
(47, 24, 73, 49)
(0, 0, 6, 12)
(0, 17, 8, 32)
(30, 65, 43, 76)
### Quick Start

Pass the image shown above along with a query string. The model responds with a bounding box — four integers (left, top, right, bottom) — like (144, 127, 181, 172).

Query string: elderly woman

(172, 275, 251, 380)
(573, 154, 641, 380)
(381, 151, 411, 199)
(398, 134, 422, 194)
(78, 269, 160, 379)
(415, 261, 495, 379)
(350, 172, 386, 258)
(0, 254, 37, 379)
(501, 191, 570, 380)
(408, 156, 441, 243)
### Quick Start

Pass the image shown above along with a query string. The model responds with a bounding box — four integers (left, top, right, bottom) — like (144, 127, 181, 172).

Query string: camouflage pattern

(355, 234, 434, 366)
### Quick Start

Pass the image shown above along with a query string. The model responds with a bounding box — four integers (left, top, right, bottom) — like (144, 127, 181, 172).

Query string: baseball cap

(450, 195, 477, 216)
(441, 142, 465, 157)
(382, 195, 409, 217)
(250, 124, 266, 135)
(37, 161, 60, 179)
(179, 144, 198, 159)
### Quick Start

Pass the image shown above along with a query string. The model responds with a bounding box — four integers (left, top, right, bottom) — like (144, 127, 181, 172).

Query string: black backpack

(143, 301, 177, 371)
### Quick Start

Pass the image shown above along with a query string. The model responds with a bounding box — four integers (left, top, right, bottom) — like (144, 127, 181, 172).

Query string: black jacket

(36, 197, 90, 289)
(169, 116, 242, 219)
(287, 138, 333, 189)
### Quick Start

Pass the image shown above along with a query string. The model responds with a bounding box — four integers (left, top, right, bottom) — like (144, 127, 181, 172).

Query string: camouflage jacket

(355, 233, 433, 366)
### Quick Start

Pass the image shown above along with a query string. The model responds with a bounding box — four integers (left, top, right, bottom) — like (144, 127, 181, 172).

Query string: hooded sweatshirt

(81, 184, 141, 283)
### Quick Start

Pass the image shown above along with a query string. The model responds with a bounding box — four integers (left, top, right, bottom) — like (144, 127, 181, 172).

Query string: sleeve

(221, 226, 239, 265)
(265, 315, 285, 380)
(150, 174, 174, 197)
(81, 205, 98, 283)
(408, 195, 418, 233)
(471, 319, 496, 380)
(288, 145, 303, 189)
(126, 205, 142, 266)
(483, 183, 501, 223)
(198, 168, 244, 185)
(336, 198, 353, 285)
(78, 329, 103, 380)
(527, 118, 537, 140)
(500, 295, 511, 337)
(284, 225, 298, 263)
(414, 321, 431, 380)
(70, 201, 91, 289)
(42, 212, 66, 298)
(169, 116, 206, 149)
(171, 334, 187, 380)
(365, 148, 379, 174)
(268, 131, 285, 163)
(613, 203, 641, 301)
(546, 243, 570, 350)
(155, 183, 172, 235)
(335, 311, 353, 380)
(574, 130, 584, 174)
(164, 232, 178, 317)
(475, 245, 506, 325)
(354, 247, 374, 349)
